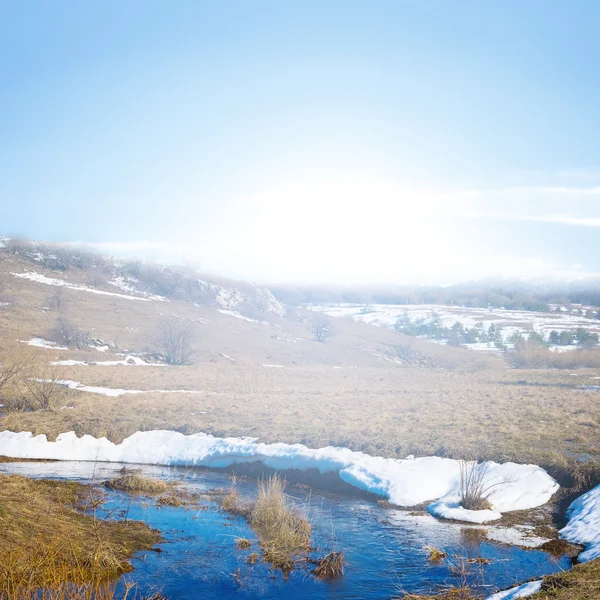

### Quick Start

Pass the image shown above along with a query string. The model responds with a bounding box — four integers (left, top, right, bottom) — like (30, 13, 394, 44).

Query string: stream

(1, 461, 572, 599)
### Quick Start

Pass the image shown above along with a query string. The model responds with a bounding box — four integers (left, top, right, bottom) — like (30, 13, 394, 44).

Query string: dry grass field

(1, 247, 599, 481)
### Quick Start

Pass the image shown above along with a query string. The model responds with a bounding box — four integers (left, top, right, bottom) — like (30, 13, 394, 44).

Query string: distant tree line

(271, 281, 600, 316)
(394, 314, 506, 348)
(394, 313, 600, 350)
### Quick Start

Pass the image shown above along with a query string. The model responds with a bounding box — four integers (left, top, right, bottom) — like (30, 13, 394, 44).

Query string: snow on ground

(309, 303, 600, 347)
(485, 525, 550, 548)
(20, 337, 68, 350)
(12, 271, 167, 302)
(217, 309, 267, 324)
(51, 356, 165, 367)
(198, 280, 285, 316)
(33, 380, 201, 397)
(262, 364, 284, 368)
(0, 430, 558, 523)
(560, 483, 600, 562)
(485, 580, 543, 600)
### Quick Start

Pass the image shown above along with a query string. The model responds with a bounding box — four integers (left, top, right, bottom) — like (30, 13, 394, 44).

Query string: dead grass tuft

(156, 494, 184, 508)
(104, 471, 170, 495)
(235, 538, 252, 550)
(313, 551, 345, 579)
(427, 547, 448, 562)
(220, 474, 312, 571)
(250, 475, 311, 570)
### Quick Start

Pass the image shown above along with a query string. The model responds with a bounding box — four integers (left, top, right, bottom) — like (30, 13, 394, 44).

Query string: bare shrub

(153, 317, 196, 365)
(507, 347, 600, 369)
(49, 318, 89, 349)
(88, 270, 109, 287)
(47, 287, 68, 313)
(46, 317, 92, 350)
(23, 364, 66, 410)
(0, 278, 15, 308)
(309, 313, 335, 342)
(0, 347, 38, 397)
(459, 460, 513, 511)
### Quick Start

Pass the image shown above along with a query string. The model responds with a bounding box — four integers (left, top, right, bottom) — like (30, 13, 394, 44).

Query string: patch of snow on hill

(560, 483, 600, 562)
(51, 355, 165, 367)
(32, 380, 202, 397)
(198, 279, 284, 315)
(217, 309, 266, 324)
(21, 338, 68, 350)
(0, 430, 558, 523)
(12, 271, 167, 302)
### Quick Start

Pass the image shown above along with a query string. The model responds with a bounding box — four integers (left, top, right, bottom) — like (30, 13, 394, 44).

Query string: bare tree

(48, 287, 68, 313)
(153, 316, 196, 365)
(0, 346, 38, 396)
(309, 313, 335, 342)
(23, 364, 66, 410)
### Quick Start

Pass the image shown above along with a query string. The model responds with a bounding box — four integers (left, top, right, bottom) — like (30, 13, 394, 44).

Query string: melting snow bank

(33, 380, 201, 397)
(21, 337, 68, 350)
(0, 430, 558, 522)
(485, 580, 542, 600)
(560, 483, 600, 562)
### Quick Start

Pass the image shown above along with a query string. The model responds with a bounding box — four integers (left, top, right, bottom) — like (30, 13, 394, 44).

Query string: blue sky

(2, 1, 600, 284)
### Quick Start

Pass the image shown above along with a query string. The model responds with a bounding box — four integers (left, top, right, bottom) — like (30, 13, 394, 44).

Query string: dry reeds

(221, 474, 311, 571)
(104, 472, 170, 495)
(313, 551, 345, 579)
(0, 474, 160, 599)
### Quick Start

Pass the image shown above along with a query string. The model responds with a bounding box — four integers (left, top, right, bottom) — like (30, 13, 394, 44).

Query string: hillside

(0, 239, 491, 371)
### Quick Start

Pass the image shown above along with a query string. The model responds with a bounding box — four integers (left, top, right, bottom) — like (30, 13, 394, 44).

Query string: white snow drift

(485, 580, 542, 600)
(0, 430, 558, 523)
(560, 482, 600, 562)
(21, 337, 68, 350)
(51, 355, 165, 367)
(12, 271, 166, 302)
(32, 380, 201, 397)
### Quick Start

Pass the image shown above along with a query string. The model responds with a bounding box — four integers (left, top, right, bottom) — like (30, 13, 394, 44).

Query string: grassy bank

(0, 474, 161, 598)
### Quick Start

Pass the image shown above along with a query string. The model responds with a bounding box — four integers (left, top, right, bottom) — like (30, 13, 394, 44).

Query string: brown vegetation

(104, 471, 170, 495)
(0, 474, 160, 599)
(221, 475, 311, 571)
(313, 551, 345, 579)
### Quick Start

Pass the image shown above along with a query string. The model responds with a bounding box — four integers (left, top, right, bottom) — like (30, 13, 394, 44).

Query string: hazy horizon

(4, 1, 600, 285)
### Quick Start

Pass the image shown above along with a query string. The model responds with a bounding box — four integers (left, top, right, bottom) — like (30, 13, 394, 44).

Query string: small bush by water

(105, 471, 170, 495)
(221, 474, 312, 571)
(313, 551, 345, 579)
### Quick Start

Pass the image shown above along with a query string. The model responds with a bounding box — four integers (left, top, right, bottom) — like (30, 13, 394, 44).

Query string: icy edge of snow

(560, 483, 600, 562)
(485, 580, 543, 600)
(0, 430, 558, 522)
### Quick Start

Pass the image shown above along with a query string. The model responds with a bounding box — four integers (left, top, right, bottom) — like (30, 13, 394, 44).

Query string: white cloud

(67, 178, 600, 285)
